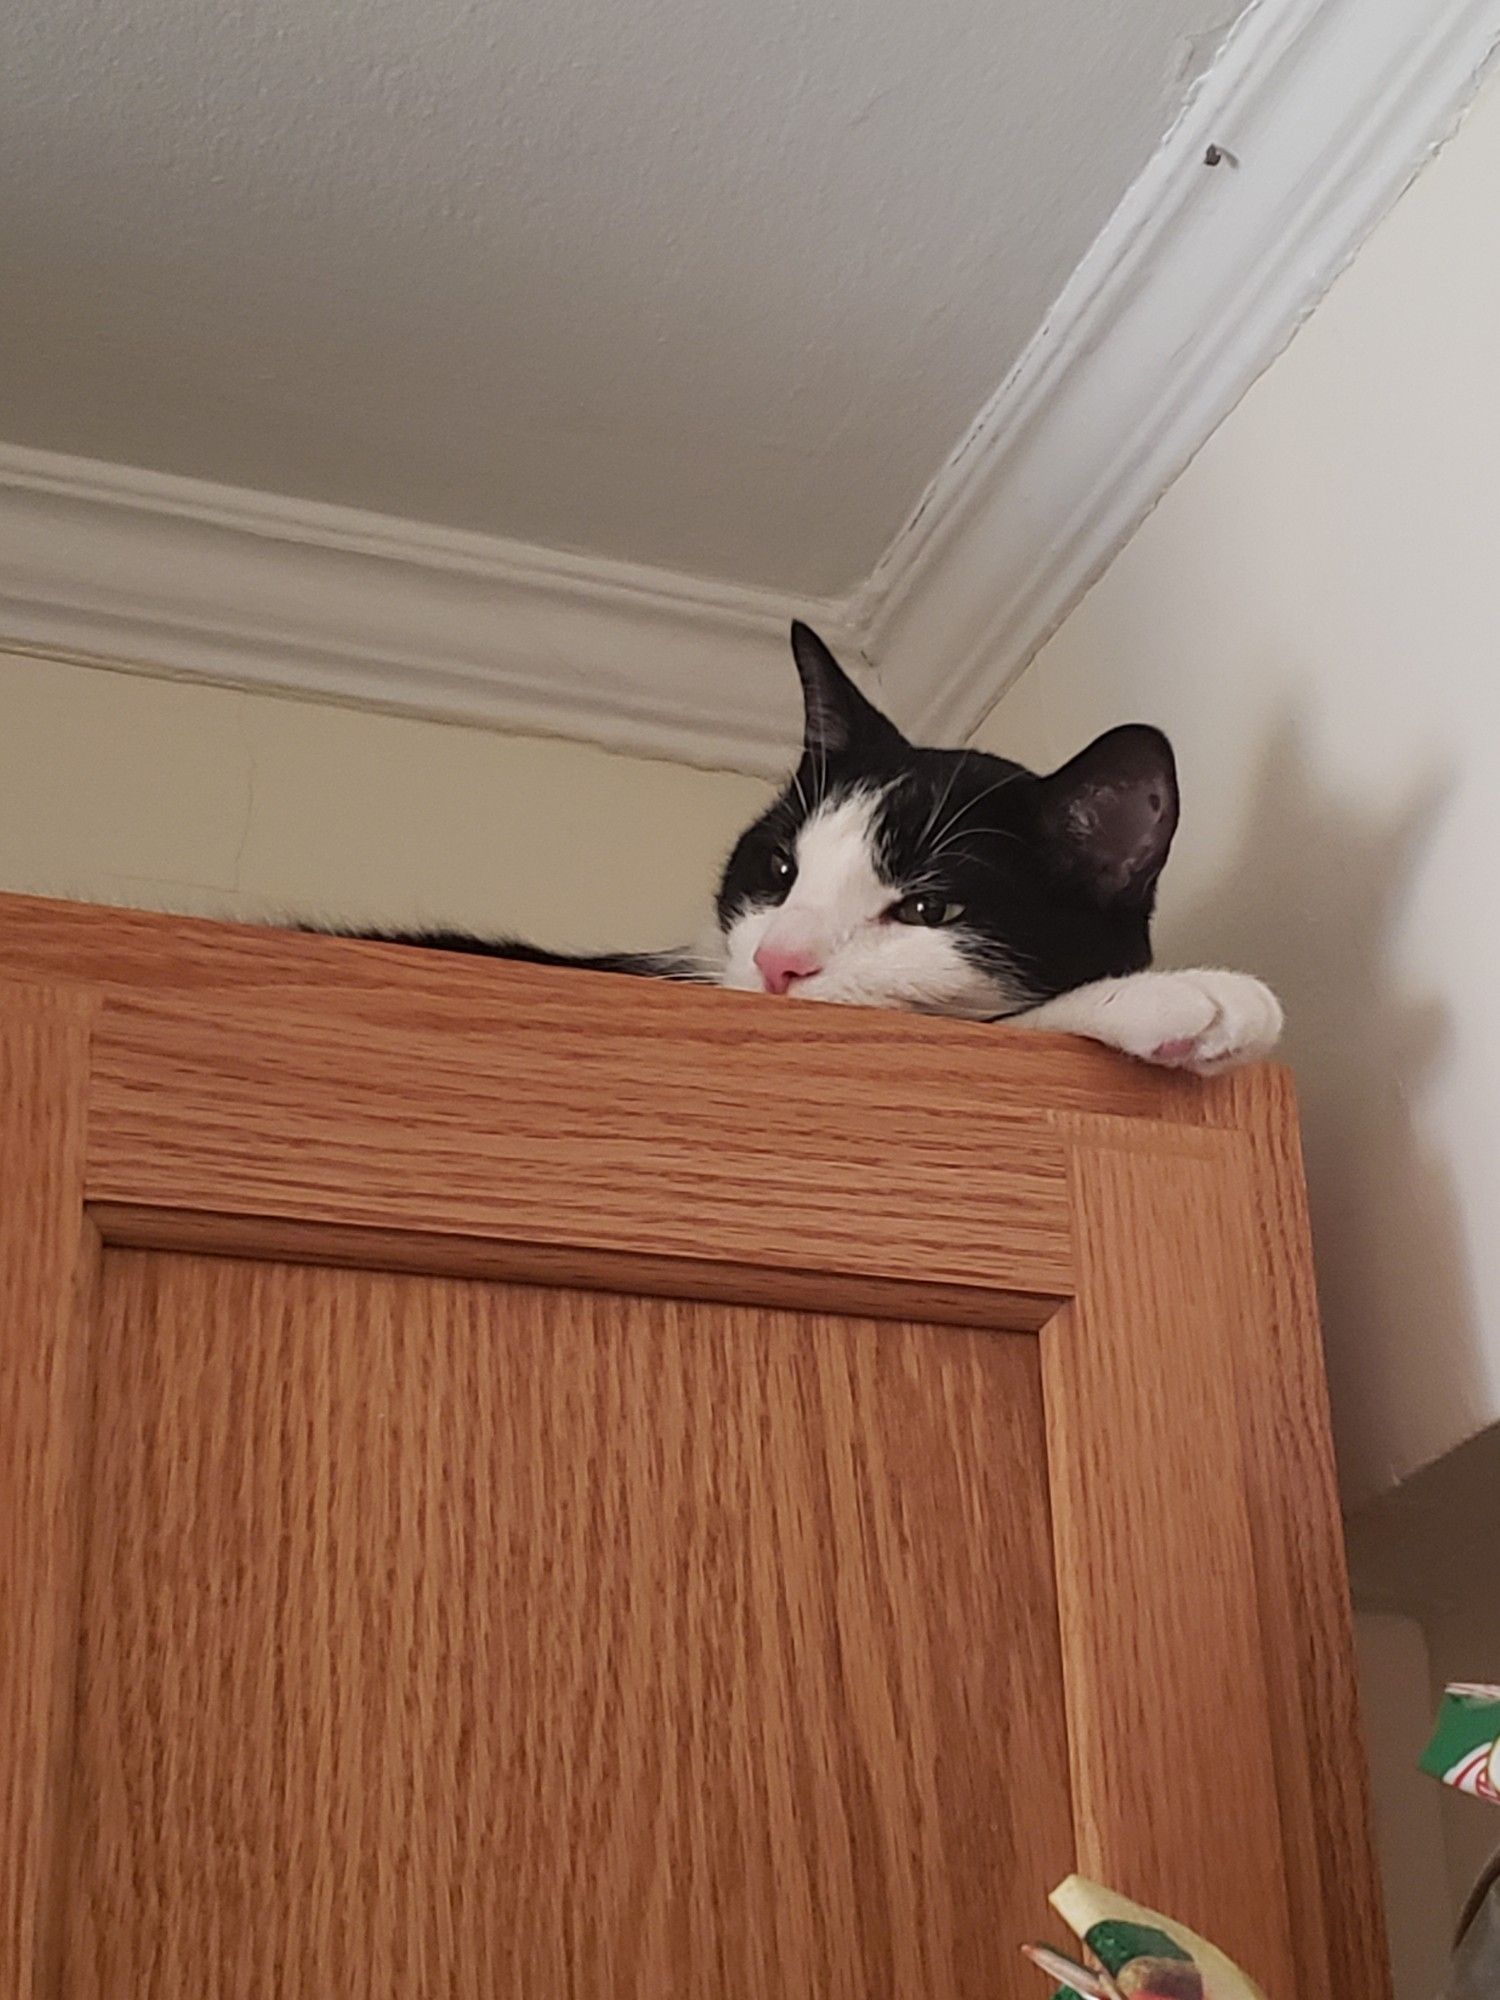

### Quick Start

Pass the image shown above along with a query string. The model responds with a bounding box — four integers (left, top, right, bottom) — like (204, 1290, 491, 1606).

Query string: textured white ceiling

(2, 0, 1236, 597)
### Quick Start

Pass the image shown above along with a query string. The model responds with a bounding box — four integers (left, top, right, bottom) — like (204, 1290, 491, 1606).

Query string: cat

(331, 622, 1282, 1075)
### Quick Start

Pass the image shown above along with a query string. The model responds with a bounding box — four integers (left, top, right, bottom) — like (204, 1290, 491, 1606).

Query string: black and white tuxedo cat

(335, 623, 1281, 1075)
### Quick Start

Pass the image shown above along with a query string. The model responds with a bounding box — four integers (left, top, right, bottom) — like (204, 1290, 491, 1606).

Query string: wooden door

(0, 896, 1389, 1999)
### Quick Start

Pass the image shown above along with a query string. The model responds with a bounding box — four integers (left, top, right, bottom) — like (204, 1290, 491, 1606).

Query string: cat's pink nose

(754, 941, 823, 995)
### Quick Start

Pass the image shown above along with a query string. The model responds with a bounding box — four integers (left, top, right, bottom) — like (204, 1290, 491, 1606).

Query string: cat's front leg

(1013, 969, 1284, 1075)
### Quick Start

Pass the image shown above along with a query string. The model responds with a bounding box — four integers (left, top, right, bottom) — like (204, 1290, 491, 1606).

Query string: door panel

(0, 906, 1393, 2000)
(63, 1250, 1073, 1998)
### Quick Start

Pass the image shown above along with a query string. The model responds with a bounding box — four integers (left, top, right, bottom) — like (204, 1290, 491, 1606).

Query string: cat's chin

(717, 967, 1021, 1019)
(715, 919, 1023, 1019)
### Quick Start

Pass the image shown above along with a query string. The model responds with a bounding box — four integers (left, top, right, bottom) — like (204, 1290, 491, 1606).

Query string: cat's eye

(766, 849, 796, 890)
(889, 893, 964, 927)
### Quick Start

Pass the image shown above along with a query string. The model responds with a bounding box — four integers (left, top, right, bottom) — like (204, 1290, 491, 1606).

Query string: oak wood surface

(84, 986, 1073, 1303)
(0, 889, 1231, 1125)
(1213, 1067, 1392, 1998)
(0, 900, 1391, 1999)
(88, 1203, 1065, 1332)
(63, 1252, 1075, 1999)
(0, 987, 99, 2000)
(1041, 1123, 1296, 1996)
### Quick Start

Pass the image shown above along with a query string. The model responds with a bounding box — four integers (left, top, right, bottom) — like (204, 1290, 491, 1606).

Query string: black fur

(327, 621, 1178, 1010)
(308, 927, 707, 981)
(715, 623, 1177, 1006)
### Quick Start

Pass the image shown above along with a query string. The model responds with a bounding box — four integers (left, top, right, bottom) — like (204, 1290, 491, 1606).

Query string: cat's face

(714, 624, 1178, 1016)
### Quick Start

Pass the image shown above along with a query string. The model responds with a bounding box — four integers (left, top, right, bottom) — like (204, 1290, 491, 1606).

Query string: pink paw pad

(1152, 1037, 1199, 1063)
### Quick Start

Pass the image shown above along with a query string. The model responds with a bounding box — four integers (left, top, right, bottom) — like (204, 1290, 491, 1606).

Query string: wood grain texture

(64, 1252, 1075, 1999)
(88, 1203, 1064, 1332)
(1213, 1068, 1393, 1999)
(83, 986, 1076, 1304)
(1040, 1125, 1297, 1998)
(0, 904, 1387, 1994)
(0, 890, 1233, 1125)
(0, 984, 99, 2000)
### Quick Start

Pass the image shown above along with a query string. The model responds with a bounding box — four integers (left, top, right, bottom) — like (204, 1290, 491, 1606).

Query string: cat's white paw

(1018, 969, 1283, 1074)
(1089, 969, 1283, 1074)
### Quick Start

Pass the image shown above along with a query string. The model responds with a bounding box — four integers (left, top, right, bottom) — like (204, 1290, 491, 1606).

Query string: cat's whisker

(927, 770, 1022, 842)
(924, 823, 1026, 867)
(915, 756, 965, 853)
(921, 763, 986, 856)
(922, 774, 1026, 863)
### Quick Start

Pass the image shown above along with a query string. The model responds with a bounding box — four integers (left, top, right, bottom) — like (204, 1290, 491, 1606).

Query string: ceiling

(2, 0, 1237, 599)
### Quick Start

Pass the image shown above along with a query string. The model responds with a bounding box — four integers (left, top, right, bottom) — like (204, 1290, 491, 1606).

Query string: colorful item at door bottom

(1420, 1684, 1500, 1804)
(1023, 1876, 1268, 2000)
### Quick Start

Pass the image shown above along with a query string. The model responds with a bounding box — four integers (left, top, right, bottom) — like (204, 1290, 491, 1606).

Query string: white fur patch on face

(720, 789, 1020, 1017)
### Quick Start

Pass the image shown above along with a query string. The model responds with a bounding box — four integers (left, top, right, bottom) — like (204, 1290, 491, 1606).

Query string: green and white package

(1420, 1684, 1500, 1804)
(1023, 1875, 1269, 2000)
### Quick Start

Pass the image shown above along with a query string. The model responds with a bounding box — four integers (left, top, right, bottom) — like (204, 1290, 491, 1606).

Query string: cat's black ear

(1033, 725, 1178, 909)
(790, 622, 908, 761)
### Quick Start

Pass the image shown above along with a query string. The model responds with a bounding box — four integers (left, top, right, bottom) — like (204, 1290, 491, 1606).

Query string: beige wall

(0, 654, 767, 952)
(975, 68, 1500, 1518)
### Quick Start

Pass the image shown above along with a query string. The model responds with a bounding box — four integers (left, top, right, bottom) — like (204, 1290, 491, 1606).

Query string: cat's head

(715, 623, 1178, 1016)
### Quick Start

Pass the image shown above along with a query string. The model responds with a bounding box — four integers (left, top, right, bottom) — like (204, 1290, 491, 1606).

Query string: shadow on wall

(1161, 702, 1483, 1510)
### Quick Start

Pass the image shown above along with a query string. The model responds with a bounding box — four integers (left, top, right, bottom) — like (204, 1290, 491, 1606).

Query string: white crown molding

(852, 0, 1500, 744)
(2, 0, 1498, 770)
(0, 444, 857, 779)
